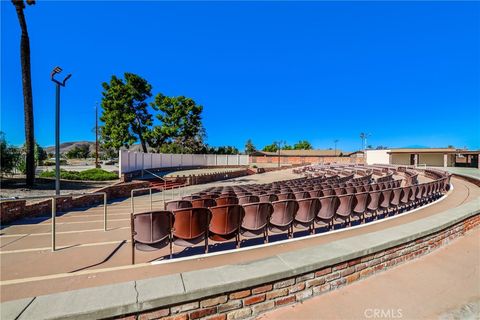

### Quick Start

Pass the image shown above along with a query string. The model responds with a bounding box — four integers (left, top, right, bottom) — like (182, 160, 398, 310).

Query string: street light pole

(95, 102, 100, 168)
(334, 139, 339, 156)
(51, 67, 72, 196)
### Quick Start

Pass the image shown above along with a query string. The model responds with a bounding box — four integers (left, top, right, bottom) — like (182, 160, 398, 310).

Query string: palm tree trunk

(12, 0, 35, 187)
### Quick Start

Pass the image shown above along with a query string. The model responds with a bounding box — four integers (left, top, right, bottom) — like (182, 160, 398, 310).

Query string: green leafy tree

(34, 143, 47, 165)
(244, 139, 256, 155)
(65, 144, 90, 159)
(12, 0, 36, 186)
(100, 73, 153, 153)
(293, 140, 312, 150)
(207, 146, 239, 155)
(150, 94, 205, 153)
(0, 132, 21, 175)
(262, 144, 278, 152)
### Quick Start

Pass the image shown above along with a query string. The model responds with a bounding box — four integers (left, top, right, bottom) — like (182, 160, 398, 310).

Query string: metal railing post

(131, 190, 135, 214)
(51, 197, 56, 252)
(149, 188, 153, 211)
(103, 193, 107, 231)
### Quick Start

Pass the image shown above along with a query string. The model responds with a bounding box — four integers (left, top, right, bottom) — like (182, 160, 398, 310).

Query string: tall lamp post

(95, 102, 100, 168)
(334, 139, 339, 156)
(274, 140, 286, 168)
(51, 66, 72, 196)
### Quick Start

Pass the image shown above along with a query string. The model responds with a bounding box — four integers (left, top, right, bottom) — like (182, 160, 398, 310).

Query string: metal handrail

(0, 192, 108, 252)
(130, 183, 189, 214)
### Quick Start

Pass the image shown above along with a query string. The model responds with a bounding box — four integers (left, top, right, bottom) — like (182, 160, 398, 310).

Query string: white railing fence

(119, 150, 249, 176)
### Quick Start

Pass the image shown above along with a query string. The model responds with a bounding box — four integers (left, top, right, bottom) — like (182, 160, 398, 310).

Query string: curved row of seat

(131, 177, 448, 263)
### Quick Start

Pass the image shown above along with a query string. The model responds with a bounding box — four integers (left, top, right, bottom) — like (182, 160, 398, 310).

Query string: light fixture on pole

(95, 102, 100, 168)
(51, 66, 72, 196)
(334, 139, 339, 157)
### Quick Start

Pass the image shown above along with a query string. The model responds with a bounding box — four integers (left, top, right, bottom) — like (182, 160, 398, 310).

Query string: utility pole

(95, 102, 100, 168)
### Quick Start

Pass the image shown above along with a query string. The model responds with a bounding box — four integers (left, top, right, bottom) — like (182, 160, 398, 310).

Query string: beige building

(366, 148, 480, 168)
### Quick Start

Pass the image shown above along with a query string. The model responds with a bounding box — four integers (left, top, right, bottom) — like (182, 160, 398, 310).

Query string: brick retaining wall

(0, 181, 150, 224)
(116, 213, 480, 320)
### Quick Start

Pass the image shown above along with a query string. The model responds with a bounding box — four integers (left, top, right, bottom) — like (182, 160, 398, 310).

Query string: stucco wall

(365, 150, 390, 165)
(418, 154, 444, 167)
(391, 154, 411, 165)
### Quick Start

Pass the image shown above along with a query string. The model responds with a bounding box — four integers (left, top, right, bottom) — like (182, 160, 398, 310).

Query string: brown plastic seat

(172, 207, 211, 253)
(259, 194, 279, 202)
(308, 190, 323, 198)
(354, 186, 365, 193)
(315, 195, 338, 229)
(335, 194, 354, 226)
(293, 191, 310, 200)
(345, 186, 355, 194)
(209, 205, 245, 247)
(215, 196, 239, 206)
(191, 198, 217, 208)
(241, 202, 274, 243)
(400, 186, 411, 210)
(352, 192, 369, 223)
(277, 192, 295, 200)
(238, 195, 260, 205)
(367, 191, 381, 218)
(322, 188, 334, 196)
(409, 185, 418, 208)
(164, 200, 192, 211)
(269, 200, 299, 237)
(390, 187, 403, 214)
(379, 189, 393, 216)
(131, 210, 174, 264)
(333, 187, 346, 195)
(294, 198, 320, 233)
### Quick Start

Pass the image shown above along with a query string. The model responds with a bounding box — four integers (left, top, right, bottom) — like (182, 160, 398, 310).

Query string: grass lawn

(39, 168, 118, 181)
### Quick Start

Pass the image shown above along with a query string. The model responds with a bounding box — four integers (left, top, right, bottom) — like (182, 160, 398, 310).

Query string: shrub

(40, 168, 117, 181)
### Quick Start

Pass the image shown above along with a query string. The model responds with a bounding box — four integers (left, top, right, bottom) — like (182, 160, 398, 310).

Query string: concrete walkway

(441, 167, 480, 181)
(259, 226, 480, 320)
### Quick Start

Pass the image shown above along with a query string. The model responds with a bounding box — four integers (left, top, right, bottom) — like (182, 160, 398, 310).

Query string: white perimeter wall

(365, 150, 391, 165)
(119, 150, 249, 176)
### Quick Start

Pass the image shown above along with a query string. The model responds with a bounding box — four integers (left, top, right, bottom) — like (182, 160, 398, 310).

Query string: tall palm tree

(12, 0, 36, 186)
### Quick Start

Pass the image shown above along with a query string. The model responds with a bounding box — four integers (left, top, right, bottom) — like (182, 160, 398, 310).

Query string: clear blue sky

(2, 1, 479, 152)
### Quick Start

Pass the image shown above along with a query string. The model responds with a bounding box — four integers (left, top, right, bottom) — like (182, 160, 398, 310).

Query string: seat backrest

(172, 208, 211, 240)
(333, 187, 346, 195)
(391, 188, 403, 206)
(133, 211, 173, 245)
(295, 198, 320, 223)
(400, 186, 411, 203)
(336, 194, 354, 216)
(294, 191, 310, 200)
(209, 204, 245, 236)
(353, 192, 369, 214)
(322, 188, 334, 196)
(345, 186, 355, 194)
(277, 192, 295, 200)
(380, 189, 393, 208)
(409, 185, 418, 201)
(242, 202, 274, 231)
(367, 191, 381, 211)
(270, 200, 299, 226)
(259, 193, 279, 202)
(191, 198, 217, 208)
(308, 190, 322, 198)
(165, 200, 192, 211)
(215, 196, 239, 206)
(238, 195, 260, 205)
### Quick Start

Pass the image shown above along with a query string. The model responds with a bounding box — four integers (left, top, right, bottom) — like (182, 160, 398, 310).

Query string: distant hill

(44, 141, 96, 155)
(43, 141, 148, 156)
